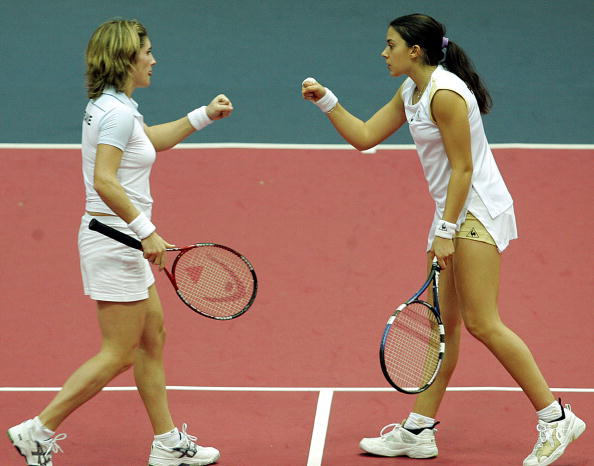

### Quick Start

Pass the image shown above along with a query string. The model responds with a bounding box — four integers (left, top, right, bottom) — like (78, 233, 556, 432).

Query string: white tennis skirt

(78, 214, 154, 302)
(426, 190, 518, 253)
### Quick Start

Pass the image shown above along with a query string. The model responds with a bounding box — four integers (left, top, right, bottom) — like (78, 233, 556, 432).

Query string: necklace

(414, 68, 436, 102)
(415, 81, 429, 101)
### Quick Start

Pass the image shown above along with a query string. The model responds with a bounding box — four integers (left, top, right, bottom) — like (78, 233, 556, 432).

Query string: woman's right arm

(94, 143, 172, 269)
(302, 80, 407, 151)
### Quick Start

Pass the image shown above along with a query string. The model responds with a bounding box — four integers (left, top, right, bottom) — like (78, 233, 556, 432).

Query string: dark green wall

(1, 0, 592, 143)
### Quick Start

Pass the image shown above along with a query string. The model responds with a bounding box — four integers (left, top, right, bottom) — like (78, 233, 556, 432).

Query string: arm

(430, 89, 473, 268)
(144, 94, 234, 151)
(93, 144, 172, 268)
(302, 80, 407, 151)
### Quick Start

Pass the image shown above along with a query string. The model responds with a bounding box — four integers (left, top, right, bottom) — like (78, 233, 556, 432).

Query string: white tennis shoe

(359, 422, 438, 458)
(523, 403, 586, 466)
(148, 423, 220, 466)
(7, 419, 67, 466)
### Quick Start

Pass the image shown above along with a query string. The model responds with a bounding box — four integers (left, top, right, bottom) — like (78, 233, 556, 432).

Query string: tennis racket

(379, 258, 444, 394)
(88, 218, 257, 320)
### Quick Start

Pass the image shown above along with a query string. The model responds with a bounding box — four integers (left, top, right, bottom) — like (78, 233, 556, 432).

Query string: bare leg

(38, 299, 147, 430)
(454, 239, 555, 410)
(133, 285, 175, 435)
(411, 253, 462, 418)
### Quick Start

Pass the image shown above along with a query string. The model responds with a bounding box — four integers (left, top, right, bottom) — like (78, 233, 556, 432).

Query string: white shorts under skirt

(78, 214, 155, 302)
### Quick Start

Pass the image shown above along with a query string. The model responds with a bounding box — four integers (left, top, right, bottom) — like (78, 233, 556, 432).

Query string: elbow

(353, 143, 372, 152)
(93, 175, 114, 197)
(352, 137, 376, 152)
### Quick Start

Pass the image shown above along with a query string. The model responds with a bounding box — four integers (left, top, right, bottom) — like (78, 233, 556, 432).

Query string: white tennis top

(81, 87, 156, 218)
(402, 65, 513, 225)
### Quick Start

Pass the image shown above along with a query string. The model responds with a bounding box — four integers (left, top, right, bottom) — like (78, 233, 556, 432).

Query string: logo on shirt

(83, 111, 93, 126)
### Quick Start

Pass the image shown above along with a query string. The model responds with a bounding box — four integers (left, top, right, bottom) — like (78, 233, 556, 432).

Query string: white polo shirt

(81, 87, 156, 218)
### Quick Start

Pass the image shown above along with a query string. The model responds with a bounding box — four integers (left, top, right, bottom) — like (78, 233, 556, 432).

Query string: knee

(463, 316, 502, 343)
(101, 344, 139, 374)
(140, 325, 167, 354)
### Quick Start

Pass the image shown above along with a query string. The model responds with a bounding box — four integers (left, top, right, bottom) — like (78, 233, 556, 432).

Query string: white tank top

(402, 66, 513, 226)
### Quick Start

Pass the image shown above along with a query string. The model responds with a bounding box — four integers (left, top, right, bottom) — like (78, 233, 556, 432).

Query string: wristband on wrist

(128, 212, 156, 240)
(434, 219, 457, 239)
(314, 88, 338, 113)
(187, 106, 213, 131)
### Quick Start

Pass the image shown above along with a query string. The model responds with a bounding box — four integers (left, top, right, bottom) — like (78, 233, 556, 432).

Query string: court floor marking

(1, 386, 592, 392)
(2, 386, 591, 465)
(1, 143, 593, 150)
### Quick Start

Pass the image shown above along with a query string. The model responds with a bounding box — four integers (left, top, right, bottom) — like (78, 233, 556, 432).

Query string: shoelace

(535, 422, 556, 447)
(179, 423, 198, 444)
(378, 422, 438, 438)
(42, 433, 68, 457)
(379, 423, 401, 437)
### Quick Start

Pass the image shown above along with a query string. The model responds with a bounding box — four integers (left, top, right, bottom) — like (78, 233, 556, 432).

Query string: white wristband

(187, 106, 213, 131)
(314, 88, 338, 113)
(128, 212, 156, 240)
(434, 220, 457, 239)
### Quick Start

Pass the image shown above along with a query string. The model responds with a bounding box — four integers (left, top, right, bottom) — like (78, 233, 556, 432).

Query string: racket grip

(88, 218, 143, 250)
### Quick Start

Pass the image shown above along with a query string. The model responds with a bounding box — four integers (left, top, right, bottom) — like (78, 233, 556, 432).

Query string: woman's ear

(409, 44, 423, 59)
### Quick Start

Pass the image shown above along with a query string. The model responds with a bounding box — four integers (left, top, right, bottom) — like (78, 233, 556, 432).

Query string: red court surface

(1, 146, 592, 465)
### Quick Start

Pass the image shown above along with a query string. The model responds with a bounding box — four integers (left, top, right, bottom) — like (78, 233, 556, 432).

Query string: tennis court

(0, 145, 592, 465)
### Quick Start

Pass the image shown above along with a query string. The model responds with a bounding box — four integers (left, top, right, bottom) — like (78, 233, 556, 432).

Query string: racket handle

(89, 218, 143, 250)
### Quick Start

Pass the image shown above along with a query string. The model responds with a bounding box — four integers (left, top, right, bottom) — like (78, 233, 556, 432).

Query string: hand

(206, 94, 234, 120)
(431, 237, 455, 270)
(301, 78, 327, 102)
(141, 232, 175, 270)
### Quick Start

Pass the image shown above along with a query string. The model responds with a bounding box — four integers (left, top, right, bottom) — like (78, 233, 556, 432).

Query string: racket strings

(384, 302, 441, 390)
(174, 246, 254, 318)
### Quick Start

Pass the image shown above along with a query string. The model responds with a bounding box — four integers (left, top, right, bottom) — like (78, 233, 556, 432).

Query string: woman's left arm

(144, 94, 233, 151)
(431, 89, 473, 267)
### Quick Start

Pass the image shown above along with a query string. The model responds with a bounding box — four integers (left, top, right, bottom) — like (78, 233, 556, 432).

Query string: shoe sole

(360, 449, 438, 459)
(359, 441, 437, 458)
(148, 452, 220, 466)
(148, 462, 218, 466)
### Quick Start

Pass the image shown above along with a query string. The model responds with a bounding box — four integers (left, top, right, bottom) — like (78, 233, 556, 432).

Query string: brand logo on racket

(182, 253, 247, 303)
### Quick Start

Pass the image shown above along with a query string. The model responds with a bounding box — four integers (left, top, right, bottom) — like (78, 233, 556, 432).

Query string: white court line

(0, 386, 592, 392)
(307, 388, 334, 466)
(2, 385, 591, 465)
(0, 143, 593, 150)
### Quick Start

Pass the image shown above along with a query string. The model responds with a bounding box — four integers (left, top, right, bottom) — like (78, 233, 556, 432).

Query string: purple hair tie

(442, 37, 449, 48)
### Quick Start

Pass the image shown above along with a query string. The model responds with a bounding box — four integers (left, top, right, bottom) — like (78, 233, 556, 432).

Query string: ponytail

(390, 14, 492, 114)
(442, 41, 492, 114)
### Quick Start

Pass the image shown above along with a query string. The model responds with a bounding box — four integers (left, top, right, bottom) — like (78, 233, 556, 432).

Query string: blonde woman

(7, 19, 232, 466)
(302, 13, 585, 466)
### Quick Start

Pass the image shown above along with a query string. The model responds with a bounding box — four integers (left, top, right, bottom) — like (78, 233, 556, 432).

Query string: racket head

(169, 243, 257, 320)
(380, 300, 445, 394)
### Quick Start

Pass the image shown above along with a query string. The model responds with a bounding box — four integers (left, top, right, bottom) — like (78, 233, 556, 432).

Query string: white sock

(537, 400, 563, 423)
(154, 427, 180, 447)
(32, 417, 55, 442)
(403, 412, 435, 430)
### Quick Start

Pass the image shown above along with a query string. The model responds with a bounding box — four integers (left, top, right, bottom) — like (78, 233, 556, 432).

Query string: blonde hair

(85, 19, 148, 99)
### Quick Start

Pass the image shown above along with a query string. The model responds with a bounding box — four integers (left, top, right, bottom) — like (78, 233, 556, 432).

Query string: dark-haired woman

(7, 19, 232, 466)
(302, 13, 584, 466)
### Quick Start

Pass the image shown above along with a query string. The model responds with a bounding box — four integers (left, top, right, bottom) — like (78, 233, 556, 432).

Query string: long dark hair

(390, 14, 492, 114)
